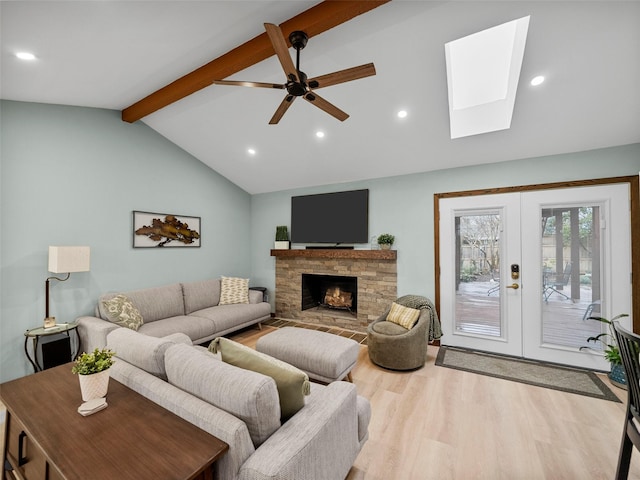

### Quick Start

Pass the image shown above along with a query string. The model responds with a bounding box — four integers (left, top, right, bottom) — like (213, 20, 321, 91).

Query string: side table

(24, 323, 79, 373)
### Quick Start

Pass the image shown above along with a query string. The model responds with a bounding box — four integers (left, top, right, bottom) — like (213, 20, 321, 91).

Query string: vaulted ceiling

(2, 1, 639, 194)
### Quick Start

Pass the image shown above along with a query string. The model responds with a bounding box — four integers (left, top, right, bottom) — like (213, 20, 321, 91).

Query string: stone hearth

(271, 249, 397, 332)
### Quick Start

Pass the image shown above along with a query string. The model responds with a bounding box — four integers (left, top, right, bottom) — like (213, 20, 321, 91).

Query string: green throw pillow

(102, 294, 144, 331)
(387, 302, 421, 330)
(209, 337, 310, 421)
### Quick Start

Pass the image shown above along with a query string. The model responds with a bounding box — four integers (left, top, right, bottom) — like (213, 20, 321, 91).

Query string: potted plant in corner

(72, 347, 115, 401)
(580, 313, 629, 389)
(377, 233, 395, 250)
(274, 225, 290, 250)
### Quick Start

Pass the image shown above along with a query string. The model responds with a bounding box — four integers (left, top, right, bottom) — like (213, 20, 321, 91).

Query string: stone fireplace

(271, 249, 397, 332)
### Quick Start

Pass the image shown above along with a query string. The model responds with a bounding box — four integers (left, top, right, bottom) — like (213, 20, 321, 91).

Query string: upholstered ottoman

(256, 327, 360, 383)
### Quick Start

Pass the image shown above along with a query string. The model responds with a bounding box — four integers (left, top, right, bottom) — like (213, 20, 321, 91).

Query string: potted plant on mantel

(580, 313, 629, 389)
(72, 348, 115, 401)
(377, 233, 395, 250)
(274, 225, 290, 250)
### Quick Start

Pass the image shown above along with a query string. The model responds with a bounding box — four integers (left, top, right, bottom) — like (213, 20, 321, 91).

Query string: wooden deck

(455, 280, 603, 350)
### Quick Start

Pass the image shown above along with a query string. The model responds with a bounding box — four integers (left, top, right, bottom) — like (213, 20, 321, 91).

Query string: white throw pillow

(219, 276, 249, 305)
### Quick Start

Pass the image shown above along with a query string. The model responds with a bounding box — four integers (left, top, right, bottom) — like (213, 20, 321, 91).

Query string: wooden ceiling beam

(121, 0, 390, 123)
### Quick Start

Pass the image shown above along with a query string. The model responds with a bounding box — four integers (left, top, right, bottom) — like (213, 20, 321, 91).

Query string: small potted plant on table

(72, 348, 115, 401)
(377, 233, 395, 250)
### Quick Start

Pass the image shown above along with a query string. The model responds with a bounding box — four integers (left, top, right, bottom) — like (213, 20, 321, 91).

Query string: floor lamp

(45, 246, 90, 327)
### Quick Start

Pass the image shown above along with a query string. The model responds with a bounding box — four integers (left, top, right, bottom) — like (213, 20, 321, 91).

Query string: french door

(438, 183, 632, 370)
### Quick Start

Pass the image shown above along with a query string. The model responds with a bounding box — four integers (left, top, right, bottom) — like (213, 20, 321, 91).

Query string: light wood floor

(233, 325, 640, 480)
(3, 325, 639, 479)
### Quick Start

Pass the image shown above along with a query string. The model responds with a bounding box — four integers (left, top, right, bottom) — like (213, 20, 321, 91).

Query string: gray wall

(250, 144, 640, 311)
(1, 100, 252, 382)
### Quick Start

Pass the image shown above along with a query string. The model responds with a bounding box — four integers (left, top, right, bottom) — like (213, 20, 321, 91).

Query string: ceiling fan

(212, 23, 376, 124)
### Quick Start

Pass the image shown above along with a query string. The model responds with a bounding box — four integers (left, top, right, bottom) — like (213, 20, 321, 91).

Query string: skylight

(445, 16, 530, 139)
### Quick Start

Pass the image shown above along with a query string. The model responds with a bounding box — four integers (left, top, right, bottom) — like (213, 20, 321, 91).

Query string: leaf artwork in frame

(133, 211, 201, 248)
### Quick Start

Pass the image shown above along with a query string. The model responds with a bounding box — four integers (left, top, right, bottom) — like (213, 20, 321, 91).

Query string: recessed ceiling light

(397, 110, 408, 119)
(16, 52, 36, 61)
(530, 75, 545, 86)
(315, 131, 325, 138)
(247, 148, 256, 156)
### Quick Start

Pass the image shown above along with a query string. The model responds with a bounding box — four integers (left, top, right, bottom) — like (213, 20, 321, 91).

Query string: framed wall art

(133, 211, 201, 248)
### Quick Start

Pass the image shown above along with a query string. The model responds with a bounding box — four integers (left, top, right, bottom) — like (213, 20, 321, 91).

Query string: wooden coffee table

(1, 363, 228, 480)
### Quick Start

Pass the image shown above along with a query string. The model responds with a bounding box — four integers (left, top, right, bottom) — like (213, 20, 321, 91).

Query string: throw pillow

(209, 337, 310, 421)
(219, 276, 249, 305)
(101, 294, 144, 331)
(386, 302, 421, 330)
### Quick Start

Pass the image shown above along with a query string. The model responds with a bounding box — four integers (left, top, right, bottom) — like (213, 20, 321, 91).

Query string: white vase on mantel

(78, 369, 110, 401)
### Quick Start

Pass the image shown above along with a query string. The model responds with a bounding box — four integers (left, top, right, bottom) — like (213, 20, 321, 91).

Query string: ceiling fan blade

(264, 23, 299, 83)
(212, 80, 285, 89)
(308, 63, 376, 89)
(303, 92, 349, 122)
(269, 95, 296, 124)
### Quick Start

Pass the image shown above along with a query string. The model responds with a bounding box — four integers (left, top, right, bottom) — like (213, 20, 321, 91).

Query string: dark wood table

(1, 363, 228, 480)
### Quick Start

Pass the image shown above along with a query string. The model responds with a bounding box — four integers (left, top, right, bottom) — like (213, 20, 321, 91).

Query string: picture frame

(133, 211, 201, 248)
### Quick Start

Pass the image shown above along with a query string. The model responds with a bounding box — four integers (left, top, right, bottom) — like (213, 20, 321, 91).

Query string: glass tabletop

(25, 322, 78, 337)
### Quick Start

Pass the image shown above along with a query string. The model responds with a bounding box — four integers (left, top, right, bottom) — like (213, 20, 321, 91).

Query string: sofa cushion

(190, 303, 271, 333)
(106, 328, 183, 380)
(372, 320, 410, 336)
(209, 337, 310, 421)
(98, 283, 184, 323)
(165, 343, 281, 447)
(182, 279, 221, 315)
(219, 276, 249, 305)
(101, 294, 144, 331)
(137, 315, 216, 343)
(386, 302, 421, 329)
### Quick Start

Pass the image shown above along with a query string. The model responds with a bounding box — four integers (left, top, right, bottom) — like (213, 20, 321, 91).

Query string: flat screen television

(291, 189, 369, 244)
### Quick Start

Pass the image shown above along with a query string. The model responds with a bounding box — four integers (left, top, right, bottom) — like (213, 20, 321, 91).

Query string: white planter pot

(78, 369, 110, 401)
(379, 244, 392, 250)
(274, 241, 290, 250)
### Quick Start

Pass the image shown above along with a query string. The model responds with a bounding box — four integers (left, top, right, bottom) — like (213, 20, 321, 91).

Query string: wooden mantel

(270, 249, 396, 260)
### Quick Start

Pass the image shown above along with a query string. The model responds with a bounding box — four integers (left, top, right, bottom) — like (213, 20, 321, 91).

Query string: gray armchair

(367, 303, 430, 370)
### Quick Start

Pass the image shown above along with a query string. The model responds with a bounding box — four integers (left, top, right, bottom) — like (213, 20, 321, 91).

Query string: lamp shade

(48, 246, 90, 273)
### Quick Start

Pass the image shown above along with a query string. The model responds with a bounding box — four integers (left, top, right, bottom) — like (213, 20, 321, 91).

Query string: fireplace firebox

(301, 274, 357, 314)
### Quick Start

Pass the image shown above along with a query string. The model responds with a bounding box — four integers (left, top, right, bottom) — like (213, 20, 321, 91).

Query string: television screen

(291, 189, 369, 244)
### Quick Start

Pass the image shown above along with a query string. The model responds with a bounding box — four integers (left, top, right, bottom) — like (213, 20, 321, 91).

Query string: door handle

(506, 283, 520, 289)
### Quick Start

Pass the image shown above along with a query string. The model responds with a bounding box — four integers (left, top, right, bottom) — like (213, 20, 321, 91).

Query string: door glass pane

(541, 206, 602, 348)
(454, 212, 502, 337)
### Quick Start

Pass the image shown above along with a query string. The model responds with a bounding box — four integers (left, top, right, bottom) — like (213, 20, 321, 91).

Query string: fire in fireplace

(301, 274, 357, 314)
(324, 287, 352, 309)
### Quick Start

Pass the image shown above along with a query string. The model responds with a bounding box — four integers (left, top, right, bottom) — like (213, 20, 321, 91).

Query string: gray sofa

(106, 328, 371, 480)
(77, 279, 271, 352)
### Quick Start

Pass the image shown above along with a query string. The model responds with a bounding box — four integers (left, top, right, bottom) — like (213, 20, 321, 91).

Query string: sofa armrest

(238, 382, 363, 480)
(249, 289, 264, 304)
(76, 315, 119, 352)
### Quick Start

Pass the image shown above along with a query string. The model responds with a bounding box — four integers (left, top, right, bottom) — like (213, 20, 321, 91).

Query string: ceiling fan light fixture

(213, 23, 375, 125)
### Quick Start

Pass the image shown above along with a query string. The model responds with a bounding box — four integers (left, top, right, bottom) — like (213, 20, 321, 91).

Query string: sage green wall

(250, 144, 640, 311)
(0, 100, 252, 382)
